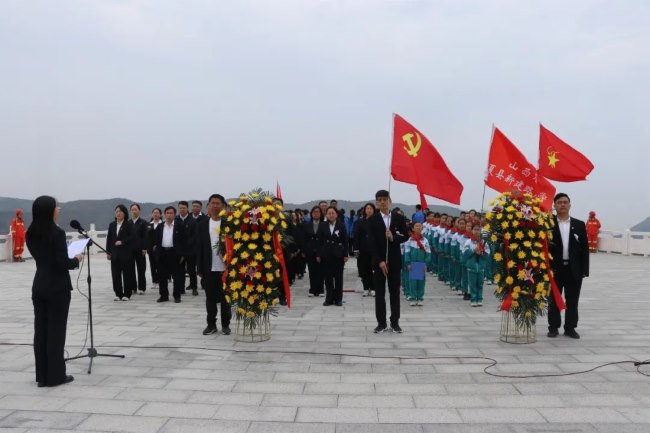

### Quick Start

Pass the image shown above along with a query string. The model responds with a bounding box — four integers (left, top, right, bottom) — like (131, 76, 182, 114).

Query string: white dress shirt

(162, 221, 174, 248)
(558, 217, 571, 260)
(209, 219, 226, 272)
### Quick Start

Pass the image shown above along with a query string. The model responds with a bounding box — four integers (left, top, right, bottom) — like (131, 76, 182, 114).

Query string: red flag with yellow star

(486, 127, 556, 211)
(391, 114, 463, 205)
(538, 124, 594, 182)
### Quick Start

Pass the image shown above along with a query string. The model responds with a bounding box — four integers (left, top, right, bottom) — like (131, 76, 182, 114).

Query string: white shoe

(370, 290, 375, 297)
(409, 301, 417, 306)
(318, 293, 325, 297)
(471, 301, 477, 307)
(138, 290, 145, 295)
(121, 297, 129, 301)
(113, 296, 120, 301)
(417, 300, 423, 306)
(477, 301, 483, 306)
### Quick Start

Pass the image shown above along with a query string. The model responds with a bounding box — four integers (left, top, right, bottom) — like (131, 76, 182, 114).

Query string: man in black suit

(366, 190, 408, 333)
(196, 194, 231, 336)
(130, 203, 148, 295)
(548, 193, 590, 339)
(177, 201, 199, 296)
(191, 200, 206, 224)
(157, 206, 187, 303)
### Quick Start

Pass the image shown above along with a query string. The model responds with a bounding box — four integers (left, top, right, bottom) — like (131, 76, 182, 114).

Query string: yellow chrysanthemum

(275, 269, 280, 277)
(496, 285, 503, 293)
(493, 252, 503, 262)
(507, 260, 516, 269)
(513, 285, 521, 293)
(266, 273, 274, 282)
(241, 290, 249, 299)
(246, 311, 256, 318)
(256, 285, 265, 293)
(240, 251, 249, 259)
(532, 251, 540, 258)
(248, 296, 255, 304)
(229, 269, 236, 278)
(523, 241, 532, 248)
(254, 252, 264, 260)
(238, 265, 247, 274)
(534, 293, 541, 300)
(263, 244, 272, 251)
(496, 213, 503, 220)
(488, 201, 495, 207)
(228, 200, 236, 206)
(538, 231, 547, 240)
(507, 214, 514, 220)
(232, 291, 239, 300)
(540, 262, 547, 270)
(515, 231, 524, 240)
(248, 243, 257, 250)
(264, 261, 272, 269)
(230, 280, 243, 290)
(225, 295, 231, 303)
(512, 292, 519, 300)
(525, 311, 532, 318)
(494, 274, 501, 283)
(517, 251, 526, 259)
(224, 227, 231, 234)
(491, 234, 498, 243)
(272, 298, 279, 305)
(517, 270, 526, 280)
(230, 257, 238, 265)
(233, 210, 242, 218)
(259, 301, 268, 310)
(536, 282, 545, 292)
(528, 230, 536, 239)
(237, 307, 246, 315)
(504, 233, 512, 240)
(251, 232, 260, 240)
(234, 232, 242, 240)
(508, 243, 519, 251)
(234, 243, 242, 250)
(268, 224, 275, 231)
(505, 276, 514, 285)
(543, 274, 550, 281)
(262, 233, 272, 242)
(281, 221, 288, 229)
(511, 301, 519, 308)
(254, 272, 262, 279)
(266, 287, 272, 295)
(515, 212, 523, 219)
(242, 233, 250, 241)
(531, 259, 538, 267)
(539, 302, 546, 309)
(243, 218, 250, 224)
(250, 261, 258, 267)
(501, 221, 510, 229)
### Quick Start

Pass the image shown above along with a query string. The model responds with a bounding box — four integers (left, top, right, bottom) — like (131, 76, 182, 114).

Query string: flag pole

(480, 124, 496, 213)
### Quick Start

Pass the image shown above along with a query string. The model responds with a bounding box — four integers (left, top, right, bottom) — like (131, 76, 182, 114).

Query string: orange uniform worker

(586, 211, 601, 253)
(10, 209, 27, 262)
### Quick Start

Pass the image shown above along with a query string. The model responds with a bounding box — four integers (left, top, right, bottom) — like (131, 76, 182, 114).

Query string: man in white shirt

(548, 193, 589, 339)
(157, 206, 187, 303)
(196, 194, 231, 336)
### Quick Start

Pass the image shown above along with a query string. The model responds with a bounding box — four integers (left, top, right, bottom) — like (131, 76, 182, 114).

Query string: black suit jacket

(550, 216, 589, 280)
(176, 215, 198, 256)
(106, 220, 135, 262)
(156, 220, 187, 257)
(318, 220, 349, 259)
(301, 220, 327, 259)
(353, 218, 371, 253)
(145, 221, 162, 253)
(130, 217, 148, 251)
(366, 211, 408, 267)
(26, 226, 79, 300)
(196, 217, 224, 276)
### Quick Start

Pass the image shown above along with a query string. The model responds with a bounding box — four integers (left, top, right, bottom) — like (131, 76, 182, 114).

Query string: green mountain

(0, 197, 462, 234)
(631, 217, 650, 232)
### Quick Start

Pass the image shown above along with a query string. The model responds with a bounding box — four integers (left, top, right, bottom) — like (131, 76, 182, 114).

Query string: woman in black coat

(301, 206, 326, 296)
(26, 195, 82, 387)
(318, 206, 349, 306)
(106, 204, 136, 300)
(354, 203, 376, 297)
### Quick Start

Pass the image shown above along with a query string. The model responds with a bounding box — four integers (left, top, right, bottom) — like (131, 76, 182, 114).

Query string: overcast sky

(1, 0, 649, 230)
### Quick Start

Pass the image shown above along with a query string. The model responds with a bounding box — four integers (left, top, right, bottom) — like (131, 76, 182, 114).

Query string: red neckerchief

(410, 233, 426, 251)
(450, 228, 458, 234)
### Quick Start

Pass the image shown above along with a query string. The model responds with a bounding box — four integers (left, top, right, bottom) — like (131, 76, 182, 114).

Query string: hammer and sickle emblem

(402, 132, 422, 157)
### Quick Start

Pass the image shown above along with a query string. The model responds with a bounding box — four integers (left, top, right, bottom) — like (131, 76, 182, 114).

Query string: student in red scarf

(403, 222, 431, 306)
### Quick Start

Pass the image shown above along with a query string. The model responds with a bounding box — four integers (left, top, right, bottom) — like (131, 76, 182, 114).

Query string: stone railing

(1, 226, 648, 262)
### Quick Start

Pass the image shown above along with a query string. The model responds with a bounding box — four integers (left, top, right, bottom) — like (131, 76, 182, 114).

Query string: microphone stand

(65, 228, 125, 373)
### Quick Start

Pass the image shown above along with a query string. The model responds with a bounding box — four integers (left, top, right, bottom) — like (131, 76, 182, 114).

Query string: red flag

(486, 127, 556, 210)
(276, 180, 283, 200)
(391, 114, 463, 205)
(538, 124, 594, 182)
(419, 192, 428, 210)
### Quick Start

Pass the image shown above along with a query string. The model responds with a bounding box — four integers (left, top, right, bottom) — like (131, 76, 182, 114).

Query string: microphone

(70, 220, 87, 235)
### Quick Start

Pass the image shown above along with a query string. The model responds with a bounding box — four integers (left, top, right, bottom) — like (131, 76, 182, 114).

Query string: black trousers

(306, 256, 323, 295)
(158, 249, 185, 300)
(357, 251, 373, 291)
(148, 250, 159, 284)
(111, 258, 136, 298)
(202, 271, 231, 329)
(373, 263, 401, 328)
(133, 251, 147, 291)
(548, 264, 583, 331)
(33, 291, 71, 386)
(323, 256, 344, 304)
(184, 254, 198, 289)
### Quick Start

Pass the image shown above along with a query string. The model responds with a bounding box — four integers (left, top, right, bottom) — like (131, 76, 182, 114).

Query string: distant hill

(0, 197, 462, 234)
(631, 217, 650, 232)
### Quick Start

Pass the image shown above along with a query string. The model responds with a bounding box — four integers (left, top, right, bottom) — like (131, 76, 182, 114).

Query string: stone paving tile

(114, 388, 192, 403)
(593, 424, 650, 433)
(213, 405, 297, 422)
(509, 425, 597, 433)
(0, 411, 88, 430)
(136, 402, 217, 419)
(248, 422, 335, 433)
(60, 398, 144, 415)
(158, 419, 249, 433)
(336, 424, 425, 433)
(458, 409, 547, 423)
(296, 408, 378, 423)
(188, 391, 262, 406)
(377, 408, 462, 423)
(537, 408, 630, 423)
(421, 425, 517, 433)
(338, 395, 414, 408)
(261, 393, 338, 408)
(75, 414, 167, 433)
(0, 396, 69, 412)
(304, 383, 374, 395)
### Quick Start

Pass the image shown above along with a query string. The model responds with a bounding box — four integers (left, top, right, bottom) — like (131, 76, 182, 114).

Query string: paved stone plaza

(0, 253, 649, 433)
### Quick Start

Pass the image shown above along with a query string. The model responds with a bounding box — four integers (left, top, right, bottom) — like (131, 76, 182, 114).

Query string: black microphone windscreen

(70, 220, 82, 230)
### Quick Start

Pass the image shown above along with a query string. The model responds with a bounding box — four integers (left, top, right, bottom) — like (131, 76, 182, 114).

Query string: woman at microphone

(26, 195, 83, 387)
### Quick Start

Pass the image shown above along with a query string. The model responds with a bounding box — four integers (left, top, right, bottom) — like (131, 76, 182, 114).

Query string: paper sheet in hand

(409, 262, 426, 281)
(67, 239, 90, 258)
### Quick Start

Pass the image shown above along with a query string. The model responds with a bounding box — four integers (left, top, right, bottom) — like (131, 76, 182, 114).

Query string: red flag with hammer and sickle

(391, 114, 463, 205)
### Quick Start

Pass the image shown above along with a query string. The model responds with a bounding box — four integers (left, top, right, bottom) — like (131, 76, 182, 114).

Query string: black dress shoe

(222, 326, 231, 335)
(547, 329, 559, 338)
(49, 375, 74, 387)
(564, 329, 580, 339)
(37, 382, 46, 388)
(335, 302, 343, 306)
(373, 325, 387, 333)
(192, 289, 199, 296)
(156, 297, 169, 303)
(323, 301, 333, 306)
(174, 298, 181, 303)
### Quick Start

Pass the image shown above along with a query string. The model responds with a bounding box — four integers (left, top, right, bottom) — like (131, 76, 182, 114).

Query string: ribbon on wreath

(273, 231, 291, 308)
(221, 237, 234, 284)
(542, 239, 567, 312)
(499, 238, 513, 311)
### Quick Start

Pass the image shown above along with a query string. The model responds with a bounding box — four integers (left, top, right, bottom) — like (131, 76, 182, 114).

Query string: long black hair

(26, 195, 57, 242)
